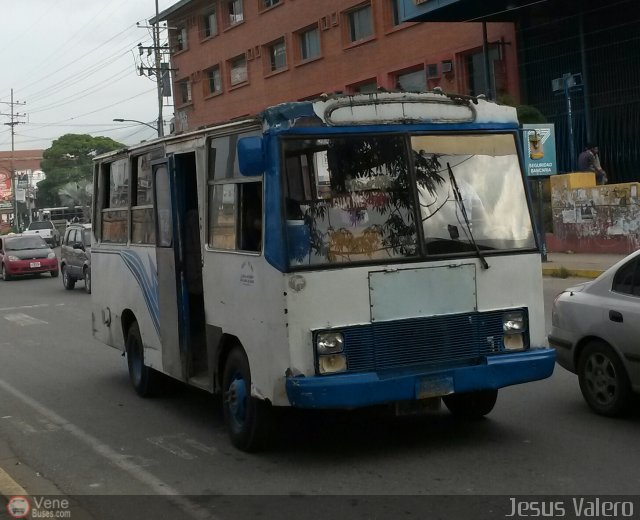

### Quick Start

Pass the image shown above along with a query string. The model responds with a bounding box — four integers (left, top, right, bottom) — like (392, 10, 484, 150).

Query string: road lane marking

(147, 435, 196, 460)
(3, 313, 49, 326)
(0, 466, 28, 498)
(0, 304, 50, 312)
(0, 378, 217, 520)
(147, 434, 218, 460)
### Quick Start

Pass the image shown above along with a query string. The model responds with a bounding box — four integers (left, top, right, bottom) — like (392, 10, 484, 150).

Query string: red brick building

(155, 0, 520, 132)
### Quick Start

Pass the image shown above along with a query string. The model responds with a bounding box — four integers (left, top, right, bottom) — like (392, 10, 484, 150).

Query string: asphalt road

(1, 273, 639, 519)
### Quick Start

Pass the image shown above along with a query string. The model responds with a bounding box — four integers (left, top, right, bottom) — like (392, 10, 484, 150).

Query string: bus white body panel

(92, 245, 162, 370)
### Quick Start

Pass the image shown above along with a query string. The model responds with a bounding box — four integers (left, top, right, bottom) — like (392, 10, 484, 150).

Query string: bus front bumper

(285, 348, 556, 409)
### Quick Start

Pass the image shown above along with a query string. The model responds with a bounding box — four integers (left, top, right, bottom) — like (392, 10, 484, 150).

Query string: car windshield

(5, 236, 49, 250)
(28, 221, 53, 230)
(282, 132, 535, 267)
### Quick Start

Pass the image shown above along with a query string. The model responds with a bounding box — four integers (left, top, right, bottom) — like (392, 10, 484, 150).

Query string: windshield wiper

(447, 162, 489, 270)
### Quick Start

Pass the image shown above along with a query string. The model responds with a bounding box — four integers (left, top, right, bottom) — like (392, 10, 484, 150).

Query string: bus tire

(126, 321, 159, 397)
(62, 266, 75, 290)
(443, 389, 498, 419)
(222, 347, 273, 452)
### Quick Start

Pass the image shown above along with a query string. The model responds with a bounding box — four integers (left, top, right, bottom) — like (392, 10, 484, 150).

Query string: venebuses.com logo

(6, 496, 30, 518)
(6, 495, 72, 518)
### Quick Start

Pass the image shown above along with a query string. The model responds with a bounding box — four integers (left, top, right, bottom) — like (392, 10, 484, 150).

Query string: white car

(23, 220, 61, 247)
(549, 249, 640, 416)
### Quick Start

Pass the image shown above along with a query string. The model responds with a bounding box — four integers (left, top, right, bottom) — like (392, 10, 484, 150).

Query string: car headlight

(503, 311, 527, 351)
(7, 255, 19, 262)
(47, 252, 56, 259)
(316, 331, 347, 374)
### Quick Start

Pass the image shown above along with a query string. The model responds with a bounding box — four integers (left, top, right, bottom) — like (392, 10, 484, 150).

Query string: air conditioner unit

(441, 60, 453, 74)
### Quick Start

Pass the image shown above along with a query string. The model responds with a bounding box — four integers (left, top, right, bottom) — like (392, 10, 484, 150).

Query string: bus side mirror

(238, 136, 264, 177)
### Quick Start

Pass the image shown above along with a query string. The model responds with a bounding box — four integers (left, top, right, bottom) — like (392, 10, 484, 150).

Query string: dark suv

(60, 223, 92, 293)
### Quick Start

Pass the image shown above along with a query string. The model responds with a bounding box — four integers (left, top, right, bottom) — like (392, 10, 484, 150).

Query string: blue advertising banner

(521, 124, 557, 177)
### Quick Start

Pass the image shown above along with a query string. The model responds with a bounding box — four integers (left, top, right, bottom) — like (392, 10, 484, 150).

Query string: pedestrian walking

(578, 143, 608, 185)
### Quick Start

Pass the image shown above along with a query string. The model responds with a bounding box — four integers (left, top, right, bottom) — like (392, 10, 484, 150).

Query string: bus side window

(239, 182, 262, 252)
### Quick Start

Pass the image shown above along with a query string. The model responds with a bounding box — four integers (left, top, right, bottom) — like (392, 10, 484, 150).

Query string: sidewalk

(542, 252, 629, 279)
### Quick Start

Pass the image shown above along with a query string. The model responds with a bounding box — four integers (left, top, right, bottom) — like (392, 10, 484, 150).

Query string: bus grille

(341, 310, 514, 373)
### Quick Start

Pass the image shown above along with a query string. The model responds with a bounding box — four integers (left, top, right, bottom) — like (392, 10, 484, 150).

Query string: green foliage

(516, 105, 547, 125)
(37, 134, 123, 207)
(497, 95, 547, 126)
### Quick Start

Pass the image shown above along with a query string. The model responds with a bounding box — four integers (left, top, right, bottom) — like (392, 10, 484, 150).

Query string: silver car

(549, 249, 640, 416)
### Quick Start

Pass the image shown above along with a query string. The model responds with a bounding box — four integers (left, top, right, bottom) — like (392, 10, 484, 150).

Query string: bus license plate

(416, 376, 454, 399)
(30, 262, 41, 268)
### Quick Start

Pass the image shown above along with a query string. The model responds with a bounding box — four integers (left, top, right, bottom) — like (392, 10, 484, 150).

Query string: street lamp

(112, 118, 159, 133)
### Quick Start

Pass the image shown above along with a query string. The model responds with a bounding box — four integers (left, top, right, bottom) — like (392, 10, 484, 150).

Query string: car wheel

(443, 389, 498, 419)
(51, 268, 59, 278)
(62, 266, 75, 290)
(222, 347, 273, 452)
(578, 340, 631, 417)
(1, 264, 11, 281)
(126, 321, 160, 397)
(84, 267, 91, 294)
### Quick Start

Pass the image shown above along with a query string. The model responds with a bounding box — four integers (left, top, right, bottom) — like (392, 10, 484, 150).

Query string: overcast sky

(0, 0, 177, 152)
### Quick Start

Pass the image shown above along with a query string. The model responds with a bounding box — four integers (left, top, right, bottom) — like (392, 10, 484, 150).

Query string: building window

(202, 8, 218, 38)
(390, 0, 401, 26)
(175, 26, 188, 51)
(261, 0, 280, 9)
(298, 26, 320, 61)
(206, 65, 222, 95)
(395, 69, 426, 92)
(350, 80, 378, 93)
(179, 80, 192, 104)
(229, 54, 248, 85)
(225, 0, 244, 26)
(346, 4, 373, 43)
(267, 38, 287, 72)
(464, 46, 501, 97)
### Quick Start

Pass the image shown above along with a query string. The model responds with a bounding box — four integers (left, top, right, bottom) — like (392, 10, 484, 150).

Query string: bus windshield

(282, 132, 535, 266)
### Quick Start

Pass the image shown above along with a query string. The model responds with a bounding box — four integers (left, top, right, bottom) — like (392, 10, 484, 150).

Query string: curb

(541, 267, 604, 279)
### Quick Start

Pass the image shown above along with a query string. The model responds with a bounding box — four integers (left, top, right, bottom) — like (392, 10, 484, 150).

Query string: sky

(0, 0, 178, 153)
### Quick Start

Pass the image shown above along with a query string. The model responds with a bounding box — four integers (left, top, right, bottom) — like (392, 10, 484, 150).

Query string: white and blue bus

(92, 92, 555, 451)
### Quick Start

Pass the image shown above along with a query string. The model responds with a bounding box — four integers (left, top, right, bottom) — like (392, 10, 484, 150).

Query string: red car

(0, 234, 59, 280)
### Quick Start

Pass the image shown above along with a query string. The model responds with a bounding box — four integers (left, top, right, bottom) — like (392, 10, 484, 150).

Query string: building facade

(0, 150, 44, 228)
(155, 0, 521, 132)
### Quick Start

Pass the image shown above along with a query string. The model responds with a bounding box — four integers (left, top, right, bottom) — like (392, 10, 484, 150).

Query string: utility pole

(137, 2, 174, 138)
(154, 0, 164, 138)
(1, 89, 27, 231)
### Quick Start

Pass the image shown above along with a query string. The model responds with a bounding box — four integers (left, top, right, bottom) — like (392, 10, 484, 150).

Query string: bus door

(152, 158, 187, 381)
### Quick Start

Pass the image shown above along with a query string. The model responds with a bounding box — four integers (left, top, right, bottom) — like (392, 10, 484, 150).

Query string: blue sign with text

(521, 124, 557, 177)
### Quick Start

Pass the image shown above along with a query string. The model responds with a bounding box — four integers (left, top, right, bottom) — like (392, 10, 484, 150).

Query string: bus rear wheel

(443, 389, 498, 419)
(126, 321, 159, 397)
(222, 347, 273, 452)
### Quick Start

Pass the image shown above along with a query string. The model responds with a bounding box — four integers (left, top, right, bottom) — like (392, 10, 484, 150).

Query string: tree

(37, 134, 123, 207)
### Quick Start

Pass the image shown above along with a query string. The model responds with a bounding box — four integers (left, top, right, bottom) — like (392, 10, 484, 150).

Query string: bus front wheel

(126, 322, 159, 397)
(443, 389, 498, 419)
(222, 347, 273, 452)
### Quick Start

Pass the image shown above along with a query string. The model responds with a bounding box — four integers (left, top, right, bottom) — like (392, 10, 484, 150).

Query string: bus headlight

(316, 332, 346, 374)
(316, 332, 344, 355)
(503, 311, 527, 351)
(318, 354, 347, 374)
